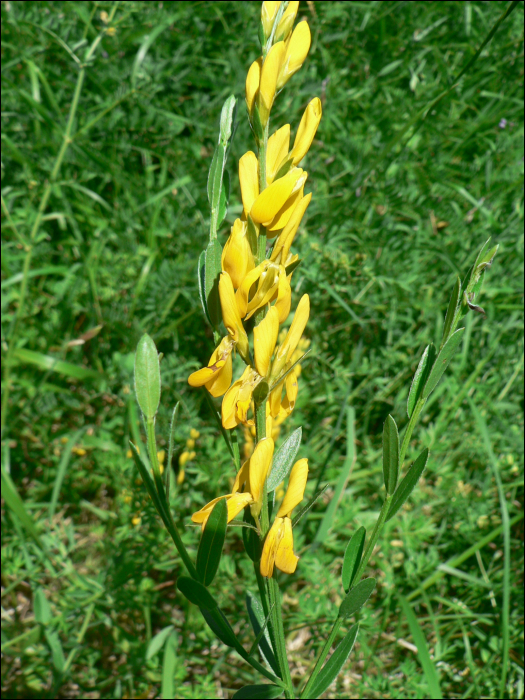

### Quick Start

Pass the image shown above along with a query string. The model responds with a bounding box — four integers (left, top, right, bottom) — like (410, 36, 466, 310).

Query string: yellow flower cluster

(188, 1, 320, 577)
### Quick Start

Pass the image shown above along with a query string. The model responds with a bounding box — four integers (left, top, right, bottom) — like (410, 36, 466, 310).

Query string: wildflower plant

(132, 3, 498, 697)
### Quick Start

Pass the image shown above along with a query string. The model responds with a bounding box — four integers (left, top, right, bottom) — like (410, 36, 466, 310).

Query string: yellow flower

(246, 58, 262, 115)
(261, 1, 282, 39)
(270, 192, 312, 266)
(157, 450, 165, 464)
(192, 438, 274, 527)
(222, 218, 255, 289)
(271, 293, 310, 379)
(261, 458, 308, 577)
(277, 21, 311, 91)
(188, 336, 234, 397)
(222, 365, 262, 429)
(274, 1, 299, 42)
(239, 152, 259, 218)
(186, 439, 195, 449)
(179, 451, 193, 468)
(288, 98, 322, 166)
(251, 168, 304, 227)
(258, 41, 286, 127)
(219, 272, 250, 362)
(266, 170, 308, 234)
(132, 515, 142, 527)
(254, 306, 280, 377)
(269, 369, 299, 419)
(190, 429, 200, 439)
(266, 125, 290, 184)
(236, 260, 289, 322)
(177, 469, 185, 485)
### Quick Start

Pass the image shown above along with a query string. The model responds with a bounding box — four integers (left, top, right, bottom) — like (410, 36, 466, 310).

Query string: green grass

(1, 1, 523, 698)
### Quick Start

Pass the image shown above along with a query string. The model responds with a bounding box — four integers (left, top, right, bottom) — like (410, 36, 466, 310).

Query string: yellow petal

(248, 437, 274, 517)
(222, 366, 260, 430)
(266, 124, 290, 185)
(236, 262, 267, 318)
(258, 42, 286, 127)
(245, 263, 281, 320)
(232, 458, 250, 493)
(254, 306, 280, 377)
(219, 272, 249, 361)
(269, 383, 283, 419)
(281, 369, 298, 415)
(274, 516, 299, 573)
(191, 495, 228, 525)
(222, 375, 244, 429)
(260, 516, 284, 578)
(277, 458, 308, 517)
(261, 1, 282, 38)
(271, 193, 312, 265)
(222, 218, 255, 289)
(277, 21, 311, 90)
(266, 173, 307, 233)
(225, 492, 255, 522)
(273, 268, 291, 324)
(239, 152, 259, 219)
(274, 1, 299, 42)
(246, 57, 262, 114)
(188, 336, 233, 397)
(278, 294, 310, 365)
(288, 97, 322, 166)
(250, 168, 303, 226)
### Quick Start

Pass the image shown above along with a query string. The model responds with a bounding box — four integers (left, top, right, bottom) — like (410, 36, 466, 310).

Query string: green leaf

(197, 249, 211, 324)
(207, 144, 222, 206)
(177, 576, 218, 611)
(292, 484, 329, 527)
(217, 168, 230, 226)
(146, 625, 174, 660)
(307, 624, 359, 699)
(382, 415, 399, 495)
(129, 441, 166, 523)
(441, 276, 462, 347)
(196, 498, 227, 586)
(161, 630, 178, 700)
(266, 427, 302, 492)
(421, 328, 465, 400)
(34, 588, 51, 624)
(12, 348, 104, 382)
(200, 606, 240, 649)
(399, 597, 443, 698)
(246, 592, 279, 676)
(134, 334, 161, 420)
(386, 448, 429, 522)
(1, 463, 43, 547)
(407, 344, 436, 417)
(242, 510, 261, 562)
(232, 685, 283, 699)
(219, 94, 237, 147)
(205, 238, 223, 329)
(338, 578, 376, 619)
(342, 527, 366, 593)
(165, 403, 180, 500)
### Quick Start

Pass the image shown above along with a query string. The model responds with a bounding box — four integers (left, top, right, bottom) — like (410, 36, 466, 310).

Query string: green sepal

(386, 448, 429, 522)
(304, 624, 359, 700)
(134, 334, 161, 420)
(253, 379, 270, 406)
(458, 237, 498, 320)
(421, 328, 465, 401)
(273, 157, 294, 182)
(233, 685, 283, 700)
(267, 427, 302, 493)
(407, 344, 436, 418)
(284, 258, 301, 276)
(251, 103, 264, 143)
(382, 415, 399, 495)
(292, 483, 329, 527)
(246, 592, 279, 676)
(196, 498, 227, 586)
(197, 249, 212, 326)
(341, 527, 366, 593)
(205, 238, 223, 329)
(338, 578, 376, 619)
(247, 214, 259, 257)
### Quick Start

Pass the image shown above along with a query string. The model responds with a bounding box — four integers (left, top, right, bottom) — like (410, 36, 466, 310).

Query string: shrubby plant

(132, 3, 498, 698)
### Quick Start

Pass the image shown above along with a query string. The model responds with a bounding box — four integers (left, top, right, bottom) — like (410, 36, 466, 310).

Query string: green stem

(301, 618, 342, 699)
(399, 397, 425, 469)
(1, 6, 118, 438)
(353, 493, 393, 585)
(145, 418, 198, 580)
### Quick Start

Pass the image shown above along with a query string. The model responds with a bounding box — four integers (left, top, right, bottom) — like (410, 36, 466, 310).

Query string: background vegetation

(1, 1, 523, 698)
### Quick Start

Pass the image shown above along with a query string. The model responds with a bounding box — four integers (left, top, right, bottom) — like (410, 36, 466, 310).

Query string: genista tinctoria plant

(132, 3, 498, 697)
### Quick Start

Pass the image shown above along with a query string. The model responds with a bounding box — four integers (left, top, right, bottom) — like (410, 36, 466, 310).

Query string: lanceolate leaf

(197, 249, 210, 324)
(246, 592, 279, 676)
(386, 448, 429, 522)
(382, 415, 399, 495)
(407, 344, 436, 417)
(205, 238, 223, 328)
(306, 624, 359, 699)
(267, 427, 302, 492)
(134, 334, 161, 420)
(196, 498, 227, 586)
(441, 276, 461, 348)
(177, 576, 218, 611)
(146, 625, 174, 660)
(338, 578, 376, 619)
(342, 527, 366, 593)
(232, 685, 283, 699)
(200, 606, 240, 650)
(421, 328, 465, 400)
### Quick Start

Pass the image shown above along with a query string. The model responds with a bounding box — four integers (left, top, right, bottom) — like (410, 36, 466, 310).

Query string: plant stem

(301, 618, 342, 699)
(353, 493, 392, 585)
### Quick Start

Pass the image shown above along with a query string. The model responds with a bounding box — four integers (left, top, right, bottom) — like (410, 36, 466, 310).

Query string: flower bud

(277, 21, 311, 91)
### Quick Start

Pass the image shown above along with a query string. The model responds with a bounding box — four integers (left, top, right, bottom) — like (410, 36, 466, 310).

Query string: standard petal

(222, 218, 254, 289)
(288, 98, 322, 166)
(274, 1, 299, 42)
(261, 1, 282, 39)
(259, 41, 286, 126)
(226, 492, 254, 522)
(248, 437, 275, 516)
(219, 272, 249, 360)
(191, 495, 229, 525)
(260, 516, 284, 578)
(254, 306, 280, 376)
(236, 263, 266, 318)
(250, 168, 303, 226)
(266, 124, 290, 185)
(266, 177, 306, 233)
(277, 458, 308, 517)
(246, 58, 262, 114)
(280, 369, 298, 415)
(273, 269, 291, 324)
(270, 192, 312, 265)
(280, 293, 310, 363)
(239, 152, 259, 218)
(274, 516, 299, 573)
(277, 21, 311, 90)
